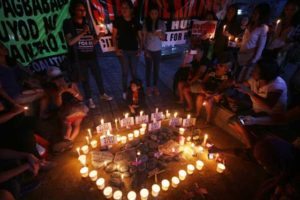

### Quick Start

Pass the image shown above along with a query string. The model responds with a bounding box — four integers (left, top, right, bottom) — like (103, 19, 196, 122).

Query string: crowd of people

(0, 0, 300, 199)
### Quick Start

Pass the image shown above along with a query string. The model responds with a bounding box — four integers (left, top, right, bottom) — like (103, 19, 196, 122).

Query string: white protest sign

(148, 121, 161, 132)
(100, 135, 116, 147)
(96, 122, 112, 133)
(151, 112, 164, 121)
(135, 115, 149, 124)
(169, 117, 183, 127)
(120, 117, 135, 128)
(182, 118, 196, 127)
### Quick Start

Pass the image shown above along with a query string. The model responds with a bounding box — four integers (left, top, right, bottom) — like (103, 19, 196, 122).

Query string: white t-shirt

(143, 20, 166, 51)
(248, 76, 287, 114)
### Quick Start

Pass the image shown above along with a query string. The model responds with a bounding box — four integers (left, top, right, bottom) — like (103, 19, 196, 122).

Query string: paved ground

(25, 54, 267, 200)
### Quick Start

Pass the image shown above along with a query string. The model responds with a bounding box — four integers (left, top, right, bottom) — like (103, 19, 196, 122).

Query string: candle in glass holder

(140, 188, 149, 200)
(187, 114, 191, 119)
(88, 128, 92, 138)
(121, 136, 127, 144)
(139, 127, 146, 135)
(187, 164, 195, 174)
(100, 118, 104, 125)
(127, 191, 137, 200)
(128, 133, 134, 141)
(133, 130, 139, 137)
(179, 170, 187, 180)
(125, 113, 129, 118)
(196, 160, 204, 170)
(78, 155, 86, 166)
(80, 166, 89, 178)
(96, 178, 105, 190)
(141, 123, 147, 129)
(171, 176, 180, 188)
(113, 190, 122, 200)
(151, 184, 160, 197)
(103, 186, 113, 199)
(198, 146, 204, 153)
(166, 110, 170, 118)
(216, 163, 226, 173)
(161, 179, 170, 191)
(140, 110, 144, 116)
(81, 145, 89, 154)
(89, 170, 98, 181)
(179, 127, 185, 135)
(90, 140, 97, 148)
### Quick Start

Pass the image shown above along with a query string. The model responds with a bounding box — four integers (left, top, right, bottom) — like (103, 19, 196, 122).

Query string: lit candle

(136, 151, 141, 162)
(106, 130, 111, 136)
(208, 153, 214, 160)
(196, 160, 204, 170)
(198, 146, 204, 153)
(140, 110, 144, 116)
(171, 176, 180, 188)
(115, 118, 118, 129)
(133, 130, 139, 138)
(166, 110, 170, 118)
(187, 164, 195, 174)
(179, 127, 185, 135)
(216, 163, 226, 173)
(203, 134, 208, 146)
(139, 127, 146, 135)
(161, 179, 170, 191)
(179, 135, 185, 145)
(174, 112, 178, 118)
(155, 108, 158, 113)
(78, 155, 86, 166)
(88, 129, 92, 138)
(81, 145, 89, 154)
(178, 169, 187, 180)
(101, 118, 104, 125)
(121, 136, 127, 144)
(275, 19, 281, 33)
(223, 25, 227, 32)
(187, 114, 191, 119)
(203, 101, 207, 106)
(24, 106, 29, 110)
(76, 147, 80, 156)
(80, 166, 89, 178)
(141, 123, 147, 129)
(96, 178, 105, 190)
(113, 190, 123, 200)
(85, 136, 90, 144)
(140, 188, 149, 200)
(90, 140, 97, 148)
(103, 186, 113, 199)
(127, 191, 137, 200)
(125, 113, 129, 118)
(128, 133, 134, 141)
(151, 184, 160, 197)
(235, 37, 238, 43)
(89, 170, 98, 181)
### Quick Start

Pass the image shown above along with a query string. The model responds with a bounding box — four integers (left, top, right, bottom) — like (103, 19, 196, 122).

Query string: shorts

(190, 81, 203, 94)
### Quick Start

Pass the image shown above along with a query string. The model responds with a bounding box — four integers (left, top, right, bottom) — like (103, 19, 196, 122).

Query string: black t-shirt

(63, 19, 96, 60)
(113, 17, 142, 51)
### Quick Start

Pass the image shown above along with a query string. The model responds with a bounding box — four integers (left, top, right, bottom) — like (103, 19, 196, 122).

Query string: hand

(97, 32, 106, 39)
(11, 105, 25, 115)
(26, 154, 40, 176)
(115, 49, 123, 56)
(82, 25, 90, 34)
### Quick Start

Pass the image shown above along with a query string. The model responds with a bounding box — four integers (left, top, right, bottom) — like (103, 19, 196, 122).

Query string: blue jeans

(145, 50, 161, 87)
(118, 50, 139, 92)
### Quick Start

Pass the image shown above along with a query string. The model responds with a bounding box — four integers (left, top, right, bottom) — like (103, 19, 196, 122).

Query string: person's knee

(0, 190, 15, 200)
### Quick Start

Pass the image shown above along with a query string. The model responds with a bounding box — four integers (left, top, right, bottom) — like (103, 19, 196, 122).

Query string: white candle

(140, 188, 149, 200)
(203, 134, 208, 146)
(85, 136, 90, 144)
(171, 176, 180, 188)
(155, 108, 158, 113)
(103, 186, 113, 199)
(133, 130, 139, 138)
(89, 170, 98, 181)
(187, 164, 195, 174)
(151, 184, 160, 197)
(223, 25, 227, 32)
(96, 178, 105, 190)
(141, 123, 147, 129)
(178, 170, 187, 180)
(179, 135, 185, 145)
(187, 114, 191, 119)
(198, 146, 204, 153)
(88, 129, 92, 138)
(174, 112, 178, 118)
(165, 110, 170, 118)
(90, 140, 97, 148)
(196, 160, 204, 170)
(78, 155, 86, 166)
(113, 190, 122, 200)
(127, 191, 137, 200)
(275, 19, 281, 33)
(128, 133, 134, 141)
(101, 118, 104, 125)
(121, 136, 127, 144)
(115, 118, 118, 129)
(161, 179, 170, 191)
(76, 147, 80, 156)
(80, 166, 89, 178)
(216, 163, 226, 173)
(125, 113, 129, 118)
(140, 110, 144, 116)
(179, 127, 185, 135)
(139, 127, 146, 135)
(81, 145, 89, 154)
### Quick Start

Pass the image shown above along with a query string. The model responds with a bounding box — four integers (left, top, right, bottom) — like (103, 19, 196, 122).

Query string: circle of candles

(81, 145, 89, 154)
(141, 123, 147, 129)
(179, 127, 185, 135)
(80, 166, 89, 178)
(171, 176, 180, 188)
(216, 163, 226, 173)
(139, 127, 146, 135)
(96, 178, 105, 190)
(90, 140, 97, 148)
(78, 155, 86, 166)
(133, 130, 139, 138)
(113, 190, 122, 200)
(128, 133, 134, 141)
(121, 136, 127, 144)
(127, 191, 137, 200)
(187, 164, 195, 174)
(89, 170, 98, 181)
(196, 160, 204, 170)
(103, 186, 113, 199)
(140, 188, 149, 200)
(151, 184, 160, 197)
(179, 169, 187, 180)
(161, 179, 170, 191)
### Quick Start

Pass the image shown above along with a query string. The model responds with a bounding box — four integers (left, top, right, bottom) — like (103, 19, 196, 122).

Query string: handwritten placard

(169, 117, 183, 127)
(148, 121, 161, 132)
(151, 112, 164, 121)
(120, 117, 135, 128)
(182, 118, 196, 127)
(100, 135, 116, 147)
(96, 122, 112, 133)
(135, 115, 149, 124)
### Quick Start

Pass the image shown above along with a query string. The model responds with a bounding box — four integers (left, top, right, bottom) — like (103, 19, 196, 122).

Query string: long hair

(145, 5, 159, 32)
(251, 3, 271, 27)
(225, 4, 238, 24)
(280, 0, 300, 26)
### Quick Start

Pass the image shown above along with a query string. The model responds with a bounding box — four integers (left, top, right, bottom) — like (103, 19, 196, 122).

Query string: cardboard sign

(148, 121, 161, 132)
(151, 112, 164, 121)
(96, 122, 112, 133)
(100, 135, 116, 147)
(135, 115, 149, 124)
(169, 117, 183, 127)
(120, 117, 135, 128)
(192, 20, 217, 38)
(182, 118, 196, 127)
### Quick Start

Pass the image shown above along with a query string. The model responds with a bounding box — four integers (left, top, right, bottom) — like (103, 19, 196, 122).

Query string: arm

(64, 23, 89, 47)
(188, 65, 207, 83)
(248, 90, 283, 112)
(70, 83, 83, 101)
(251, 26, 268, 63)
(0, 163, 30, 183)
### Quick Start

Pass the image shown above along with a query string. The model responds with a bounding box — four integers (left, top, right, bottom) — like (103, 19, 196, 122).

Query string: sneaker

(88, 99, 96, 109)
(100, 93, 113, 101)
(122, 92, 127, 100)
(146, 87, 152, 96)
